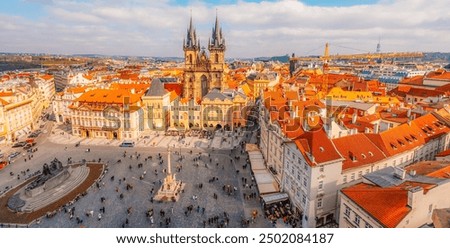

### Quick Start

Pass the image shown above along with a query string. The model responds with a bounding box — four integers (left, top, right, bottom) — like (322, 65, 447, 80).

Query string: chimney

(407, 186, 423, 208)
(303, 117, 309, 131)
(373, 123, 379, 134)
(393, 167, 406, 180)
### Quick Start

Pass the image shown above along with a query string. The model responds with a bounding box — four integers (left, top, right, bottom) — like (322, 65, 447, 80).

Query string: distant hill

(423, 52, 450, 62)
(253, 55, 290, 63)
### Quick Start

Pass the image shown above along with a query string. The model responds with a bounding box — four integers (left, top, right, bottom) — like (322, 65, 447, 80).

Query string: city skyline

(0, 0, 449, 57)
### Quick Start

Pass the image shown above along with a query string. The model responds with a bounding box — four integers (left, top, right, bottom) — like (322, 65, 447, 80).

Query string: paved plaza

(0, 122, 276, 228)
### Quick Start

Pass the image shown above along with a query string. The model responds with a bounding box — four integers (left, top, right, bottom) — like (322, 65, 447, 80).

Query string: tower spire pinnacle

(209, 9, 225, 49)
(185, 10, 198, 49)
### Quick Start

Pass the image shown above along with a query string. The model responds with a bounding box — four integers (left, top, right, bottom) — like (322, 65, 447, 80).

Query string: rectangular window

(354, 215, 361, 226)
(343, 175, 347, 183)
(351, 173, 355, 181)
(303, 178, 307, 187)
(365, 222, 373, 228)
(358, 171, 362, 178)
(318, 180, 323, 190)
(317, 198, 323, 208)
(344, 205, 351, 217)
(302, 195, 306, 205)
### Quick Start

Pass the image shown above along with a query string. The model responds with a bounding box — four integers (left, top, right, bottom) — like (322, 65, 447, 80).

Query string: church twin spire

(209, 12, 225, 49)
(184, 11, 225, 51)
(184, 14, 199, 49)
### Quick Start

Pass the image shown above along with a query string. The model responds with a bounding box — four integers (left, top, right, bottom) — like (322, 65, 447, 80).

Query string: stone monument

(153, 148, 185, 202)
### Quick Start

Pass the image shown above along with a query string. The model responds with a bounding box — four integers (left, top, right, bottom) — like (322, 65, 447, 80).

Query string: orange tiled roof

(294, 127, 343, 166)
(436, 149, 450, 157)
(379, 109, 410, 124)
(0, 98, 9, 105)
(0, 92, 14, 97)
(436, 83, 450, 93)
(426, 166, 450, 179)
(406, 161, 450, 177)
(83, 74, 94, 80)
(365, 122, 425, 156)
(119, 73, 140, 81)
(411, 113, 450, 141)
(163, 83, 183, 96)
(400, 75, 424, 85)
(332, 133, 386, 171)
(109, 83, 150, 93)
(406, 88, 444, 97)
(169, 91, 179, 102)
(425, 69, 450, 80)
(341, 183, 410, 228)
(40, 74, 54, 81)
(67, 86, 89, 94)
(74, 89, 142, 105)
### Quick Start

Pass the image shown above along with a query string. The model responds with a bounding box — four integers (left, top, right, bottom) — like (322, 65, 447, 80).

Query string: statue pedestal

(153, 148, 185, 202)
(153, 174, 185, 202)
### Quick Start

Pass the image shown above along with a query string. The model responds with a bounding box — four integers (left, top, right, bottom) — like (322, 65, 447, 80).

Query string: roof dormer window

(390, 143, 397, 150)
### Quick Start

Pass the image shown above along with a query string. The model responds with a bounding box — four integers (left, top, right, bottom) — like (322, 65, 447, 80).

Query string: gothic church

(183, 14, 227, 101)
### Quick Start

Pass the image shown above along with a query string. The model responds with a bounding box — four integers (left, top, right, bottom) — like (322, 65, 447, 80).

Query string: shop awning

(261, 192, 289, 205)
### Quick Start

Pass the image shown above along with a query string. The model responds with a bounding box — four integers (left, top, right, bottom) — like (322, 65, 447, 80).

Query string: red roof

(411, 113, 450, 141)
(294, 128, 343, 166)
(332, 134, 386, 171)
(400, 75, 424, 85)
(342, 183, 410, 228)
(436, 149, 450, 157)
(74, 89, 142, 105)
(164, 83, 183, 96)
(365, 122, 425, 156)
(40, 74, 54, 81)
(425, 69, 450, 80)
(406, 88, 445, 97)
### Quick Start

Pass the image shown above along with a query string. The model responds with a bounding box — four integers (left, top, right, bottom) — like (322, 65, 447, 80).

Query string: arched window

(189, 54, 193, 64)
(215, 53, 219, 63)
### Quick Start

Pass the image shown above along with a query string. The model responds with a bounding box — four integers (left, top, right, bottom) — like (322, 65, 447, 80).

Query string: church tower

(183, 15, 200, 99)
(183, 13, 227, 101)
(208, 12, 226, 91)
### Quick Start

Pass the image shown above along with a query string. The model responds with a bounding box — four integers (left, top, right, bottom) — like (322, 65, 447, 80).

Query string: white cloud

(1, 0, 449, 57)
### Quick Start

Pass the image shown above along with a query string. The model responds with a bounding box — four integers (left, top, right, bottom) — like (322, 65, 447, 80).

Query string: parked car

(12, 142, 27, 148)
(27, 134, 37, 138)
(120, 141, 135, 147)
(8, 152, 20, 160)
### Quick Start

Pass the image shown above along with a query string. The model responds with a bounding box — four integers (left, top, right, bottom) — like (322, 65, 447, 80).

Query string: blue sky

(0, 0, 379, 18)
(0, 0, 449, 57)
